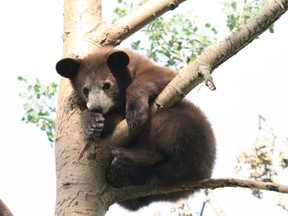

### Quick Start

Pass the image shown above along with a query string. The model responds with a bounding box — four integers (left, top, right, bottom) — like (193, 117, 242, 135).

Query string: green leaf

(205, 23, 211, 28)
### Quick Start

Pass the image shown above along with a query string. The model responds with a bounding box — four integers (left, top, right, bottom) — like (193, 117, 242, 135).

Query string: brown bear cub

(56, 47, 216, 211)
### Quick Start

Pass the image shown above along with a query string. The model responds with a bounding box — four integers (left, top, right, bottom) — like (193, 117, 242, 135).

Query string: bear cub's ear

(107, 51, 130, 69)
(56, 58, 80, 79)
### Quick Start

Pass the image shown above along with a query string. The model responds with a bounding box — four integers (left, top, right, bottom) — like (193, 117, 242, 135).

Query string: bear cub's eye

(82, 87, 89, 98)
(103, 82, 111, 91)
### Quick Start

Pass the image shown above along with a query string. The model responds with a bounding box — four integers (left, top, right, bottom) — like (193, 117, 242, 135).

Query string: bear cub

(56, 47, 216, 211)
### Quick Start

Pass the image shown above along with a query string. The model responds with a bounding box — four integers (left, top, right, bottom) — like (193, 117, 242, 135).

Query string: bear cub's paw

(81, 110, 105, 140)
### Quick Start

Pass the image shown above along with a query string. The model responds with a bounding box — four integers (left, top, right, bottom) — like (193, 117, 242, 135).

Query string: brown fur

(56, 47, 216, 211)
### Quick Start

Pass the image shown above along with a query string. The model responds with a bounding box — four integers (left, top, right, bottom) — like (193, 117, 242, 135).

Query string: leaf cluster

(222, 0, 274, 32)
(113, 0, 147, 17)
(138, 15, 217, 70)
(17, 76, 58, 145)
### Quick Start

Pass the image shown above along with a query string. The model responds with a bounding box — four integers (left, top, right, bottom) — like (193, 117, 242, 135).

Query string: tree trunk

(55, 0, 112, 215)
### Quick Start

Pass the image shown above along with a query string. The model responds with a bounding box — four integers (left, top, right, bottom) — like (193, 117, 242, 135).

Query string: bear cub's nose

(90, 106, 103, 113)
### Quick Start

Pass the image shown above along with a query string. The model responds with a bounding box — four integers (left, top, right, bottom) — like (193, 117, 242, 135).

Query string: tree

(20, 0, 288, 215)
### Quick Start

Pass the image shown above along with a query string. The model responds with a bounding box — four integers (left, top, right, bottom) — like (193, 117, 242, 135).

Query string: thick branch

(88, 0, 187, 46)
(110, 178, 288, 204)
(94, 0, 288, 150)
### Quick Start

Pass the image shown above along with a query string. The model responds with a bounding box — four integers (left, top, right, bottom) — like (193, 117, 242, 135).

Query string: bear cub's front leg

(125, 86, 150, 129)
(81, 109, 105, 140)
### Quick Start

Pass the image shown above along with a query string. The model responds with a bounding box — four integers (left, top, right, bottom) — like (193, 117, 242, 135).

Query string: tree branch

(87, 0, 187, 46)
(110, 178, 288, 204)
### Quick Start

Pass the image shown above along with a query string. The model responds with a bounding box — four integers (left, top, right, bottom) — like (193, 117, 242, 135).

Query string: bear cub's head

(56, 48, 132, 115)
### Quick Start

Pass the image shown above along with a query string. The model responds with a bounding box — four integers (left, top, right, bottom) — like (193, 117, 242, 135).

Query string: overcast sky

(0, 1, 287, 216)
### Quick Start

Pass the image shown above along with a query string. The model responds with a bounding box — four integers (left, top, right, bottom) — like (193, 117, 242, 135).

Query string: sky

(0, 0, 288, 216)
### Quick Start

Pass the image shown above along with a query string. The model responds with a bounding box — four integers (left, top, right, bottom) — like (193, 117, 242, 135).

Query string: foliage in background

(235, 115, 288, 202)
(17, 76, 58, 145)
(114, 0, 217, 69)
(137, 15, 217, 70)
(221, 0, 274, 32)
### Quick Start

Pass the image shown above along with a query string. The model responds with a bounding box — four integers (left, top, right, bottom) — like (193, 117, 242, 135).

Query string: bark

(55, 1, 109, 215)
(0, 199, 13, 216)
(55, 0, 288, 215)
